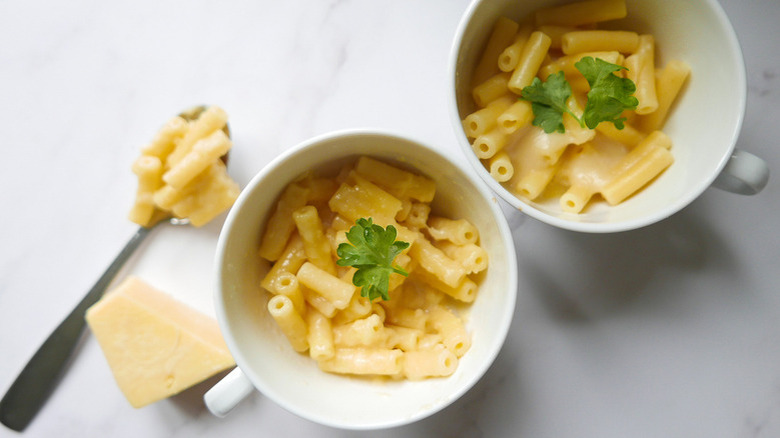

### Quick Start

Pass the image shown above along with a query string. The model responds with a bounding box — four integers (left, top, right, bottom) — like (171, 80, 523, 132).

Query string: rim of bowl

(214, 128, 518, 429)
(447, 0, 747, 233)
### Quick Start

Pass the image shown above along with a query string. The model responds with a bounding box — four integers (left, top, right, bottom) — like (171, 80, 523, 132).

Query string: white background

(1, 0, 778, 437)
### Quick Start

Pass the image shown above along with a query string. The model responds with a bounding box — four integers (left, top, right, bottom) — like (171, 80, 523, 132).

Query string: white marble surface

(1, 0, 778, 437)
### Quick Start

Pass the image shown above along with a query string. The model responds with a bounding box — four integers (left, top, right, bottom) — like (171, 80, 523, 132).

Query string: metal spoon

(0, 105, 229, 431)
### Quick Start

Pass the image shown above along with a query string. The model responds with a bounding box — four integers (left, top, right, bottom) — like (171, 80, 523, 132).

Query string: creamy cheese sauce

(556, 134, 629, 191)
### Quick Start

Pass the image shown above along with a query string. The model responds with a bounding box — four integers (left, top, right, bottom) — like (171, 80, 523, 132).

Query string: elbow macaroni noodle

(258, 157, 488, 380)
(463, 0, 691, 214)
(128, 106, 240, 227)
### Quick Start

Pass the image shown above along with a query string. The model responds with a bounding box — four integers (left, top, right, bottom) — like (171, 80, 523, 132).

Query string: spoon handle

(0, 225, 154, 432)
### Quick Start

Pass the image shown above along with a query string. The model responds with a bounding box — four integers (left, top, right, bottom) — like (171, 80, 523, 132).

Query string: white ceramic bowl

(449, 0, 767, 233)
(209, 129, 517, 429)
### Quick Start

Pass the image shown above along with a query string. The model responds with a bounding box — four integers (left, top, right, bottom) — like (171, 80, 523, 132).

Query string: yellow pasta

(538, 50, 622, 79)
(395, 281, 444, 311)
(596, 130, 671, 204)
(408, 239, 466, 289)
(472, 127, 510, 160)
(128, 156, 163, 226)
(538, 108, 597, 164)
(560, 184, 597, 213)
(488, 151, 515, 182)
(638, 60, 691, 132)
(601, 145, 673, 205)
(497, 100, 534, 134)
(434, 241, 489, 275)
(140, 116, 188, 160)
(537, 24, 582, 49)
(293, 205, 336, 275)
(595, 120, 645, 148)
(258, 183, 310, 261)
(613, 131, 672, 174)
(551, 141, 622, 195)
(332, 293, 373, 326)
(507, 116, 592, 190)
(267, 295, 308, 353)
(317, 348, 403, 376)
(472, 72, 511, 108)
(463, 0, 689, 213)
(353, 156, 436, 203)
(401, 202, 431, 231)
(412, 267, 479, 303)
(507, 31, 552, 94)
(561, 30, 639, 55)
(305, 307, 334, 361)
(258, 157, 488, 379)
(498, 23, 534, 72)
(166, 105, 229, 166)
(515, 166, 559, 200)
(417, 333, 445, 351)
(333, 314, 386, 348)
(168, 161, 240, 227)
(302, 285, 337, 318)
(568, 75, 591, 95)
(151, 184, 182, 212)
(384, 325, 423, 352)
(371, 302, 388, 325)
(428, 306, 471, 358)
(462, 95, 515, 138)
(473, 16, 520, 86)
(261, 234, 306, 293)
(388, 253, 413, 293)
(403, 345, 458, 380)
(328, 174, 402, 225)
(297, 175, 340, 204)
(367, 301, 386, 323)
(163, 129, 232, 189)
(128, 106, 237, 227)
(625, 35, 658, 115)
(534, 0, 627, 27)
(273, 271, 306, 316)
(386, 307, 428, 331)
(297, 262, 356, 310)
(427, 217, 479, 245)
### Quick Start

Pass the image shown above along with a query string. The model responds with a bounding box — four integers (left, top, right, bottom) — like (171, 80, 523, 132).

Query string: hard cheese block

(86, 276, 235, 408)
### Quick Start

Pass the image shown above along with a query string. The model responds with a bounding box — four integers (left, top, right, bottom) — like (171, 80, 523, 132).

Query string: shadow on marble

(166, 367, 235, 418)
(516, 198, 741, 322)
(387, 343, 523, 437)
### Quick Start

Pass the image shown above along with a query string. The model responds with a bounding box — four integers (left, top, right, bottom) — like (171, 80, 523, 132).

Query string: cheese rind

(86, 276, 235, 408)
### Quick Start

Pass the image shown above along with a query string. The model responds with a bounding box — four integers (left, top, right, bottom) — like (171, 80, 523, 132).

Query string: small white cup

(205, 129, 517, 429)
(449, 0, 770, 232)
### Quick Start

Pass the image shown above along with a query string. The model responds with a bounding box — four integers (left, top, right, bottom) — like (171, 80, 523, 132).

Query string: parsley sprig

(520, 70, 578, 134)
(521, 56, 639, 133)
(336, 218, 410, 301)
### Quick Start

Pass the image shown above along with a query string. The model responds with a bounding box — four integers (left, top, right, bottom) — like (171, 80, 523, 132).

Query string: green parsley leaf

(520, 72, 580, 133)
(519, 56, 639, 133)
(574, 56, 639, 129)
(336, 217, 410, 301)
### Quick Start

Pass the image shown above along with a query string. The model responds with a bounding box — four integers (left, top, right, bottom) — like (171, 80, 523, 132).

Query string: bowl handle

(712, 148, 770, 195)
(204, 367, 255, 417)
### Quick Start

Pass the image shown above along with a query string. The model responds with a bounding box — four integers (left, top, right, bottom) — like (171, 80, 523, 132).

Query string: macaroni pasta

(128, 106, 239, 227)
(258, 157, 488, 380)
(463, 0, 690, 213)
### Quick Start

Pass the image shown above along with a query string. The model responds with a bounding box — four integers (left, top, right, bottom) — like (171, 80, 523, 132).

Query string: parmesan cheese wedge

(86, 276, 235, 408)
